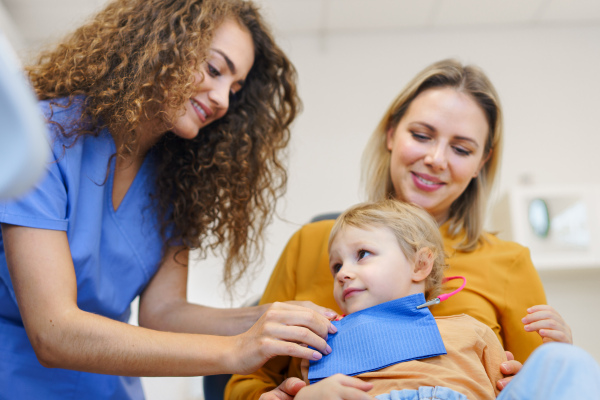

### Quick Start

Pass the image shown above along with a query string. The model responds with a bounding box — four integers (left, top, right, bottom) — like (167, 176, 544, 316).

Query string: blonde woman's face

(172, 19, 255, 139)
(386, 88, 490, 224)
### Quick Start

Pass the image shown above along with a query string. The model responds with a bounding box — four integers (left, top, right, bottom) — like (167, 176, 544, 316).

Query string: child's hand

(522, 305, 573, 344)
(259, 377, 306, 400)
(295, 374, 375, 400)
(300, 358, 310, 384)
(497, 351, 522, 391)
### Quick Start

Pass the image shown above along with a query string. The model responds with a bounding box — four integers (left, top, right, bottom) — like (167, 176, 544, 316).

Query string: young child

(300, 199, 506, 400)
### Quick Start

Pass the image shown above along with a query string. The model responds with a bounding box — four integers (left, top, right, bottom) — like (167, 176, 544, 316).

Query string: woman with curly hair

(0, 0, 337, 398)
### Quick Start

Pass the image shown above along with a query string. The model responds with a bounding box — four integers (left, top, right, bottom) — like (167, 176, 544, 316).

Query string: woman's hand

(497, 351, 522, 391)
(230, 302, 336, 375)
(258, 378, 306, 400)
(522, 305, 573, 344)
(283, 300, 338, 321)
(294, 374, 375, 400)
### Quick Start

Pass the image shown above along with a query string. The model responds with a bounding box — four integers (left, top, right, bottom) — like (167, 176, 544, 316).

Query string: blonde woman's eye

(453, 146, 472, 156)
(411, 132, 429, 141)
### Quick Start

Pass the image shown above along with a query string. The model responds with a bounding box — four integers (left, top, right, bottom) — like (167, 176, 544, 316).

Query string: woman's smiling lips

(343, 287, 364, 300)
(411, 171, 445, 192)
(190, 98, 213, 123)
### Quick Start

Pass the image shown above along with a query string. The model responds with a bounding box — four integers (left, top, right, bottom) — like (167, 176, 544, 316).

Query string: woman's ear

(474, 149, 493, 178)
(412, 247, 434, 283)
(386, 126, 396, 151)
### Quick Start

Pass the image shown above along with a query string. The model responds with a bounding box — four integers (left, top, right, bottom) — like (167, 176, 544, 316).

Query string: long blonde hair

(27, 0, 300, 292)
(361, 59, 503, 251)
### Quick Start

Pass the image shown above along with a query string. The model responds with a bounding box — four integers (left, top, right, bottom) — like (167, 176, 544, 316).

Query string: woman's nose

(208, 84, 230, 113)
(424, 144, 448, 170)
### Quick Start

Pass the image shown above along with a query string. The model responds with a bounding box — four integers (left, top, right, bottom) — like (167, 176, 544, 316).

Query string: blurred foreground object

(0, 30, 48, 199)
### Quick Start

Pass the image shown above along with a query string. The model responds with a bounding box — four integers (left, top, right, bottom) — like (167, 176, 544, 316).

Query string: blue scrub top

(0, 98, 164, 399)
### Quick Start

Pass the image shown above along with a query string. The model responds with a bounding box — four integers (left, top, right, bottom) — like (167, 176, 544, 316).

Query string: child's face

(329, 225, 423, 315)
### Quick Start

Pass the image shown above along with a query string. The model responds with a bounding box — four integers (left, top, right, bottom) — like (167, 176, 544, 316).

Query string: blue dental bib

(308, 293, 446, 383)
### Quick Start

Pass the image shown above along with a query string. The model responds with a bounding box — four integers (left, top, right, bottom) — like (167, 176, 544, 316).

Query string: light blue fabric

(375, 386, 467, 400)
(374, 343, 600, 400)
(0, 97, 164, 400)
(309, 294, 446, 383)
(497, 342, 600, 400)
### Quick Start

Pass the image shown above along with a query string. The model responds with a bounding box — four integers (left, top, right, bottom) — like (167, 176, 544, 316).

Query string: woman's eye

(357, 250, 371, 260)
(453, 146, 472, 156)
(207, 64, 220, 77)
(411, 132, 429, 141)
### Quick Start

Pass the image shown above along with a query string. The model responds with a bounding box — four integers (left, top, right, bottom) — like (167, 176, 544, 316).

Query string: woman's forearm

(34, 307, 239, 376)
(139, 300, 270, 336)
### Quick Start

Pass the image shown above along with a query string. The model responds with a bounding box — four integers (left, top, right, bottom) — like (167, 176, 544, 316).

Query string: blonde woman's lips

(411, 172, 444, 192)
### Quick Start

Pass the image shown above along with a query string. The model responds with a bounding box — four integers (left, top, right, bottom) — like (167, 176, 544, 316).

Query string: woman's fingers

(522, 305, 573, 344)
(285, 300, 338, 321)
(265, 302, 336, 337)
(232, 302, 337, 374)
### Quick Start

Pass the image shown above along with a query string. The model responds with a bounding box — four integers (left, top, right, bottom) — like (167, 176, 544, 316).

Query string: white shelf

(490, 184, 600, 270)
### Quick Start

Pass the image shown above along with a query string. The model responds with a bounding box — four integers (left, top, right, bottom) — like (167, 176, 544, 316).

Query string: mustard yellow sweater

(225, 220, 546, 400)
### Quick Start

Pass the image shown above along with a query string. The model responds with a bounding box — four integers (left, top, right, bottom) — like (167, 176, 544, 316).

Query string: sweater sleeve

(500, 246, 546, 362)
(478, 321, 508, 397)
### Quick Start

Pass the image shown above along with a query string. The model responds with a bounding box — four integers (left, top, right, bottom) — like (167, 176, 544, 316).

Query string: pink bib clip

(416, 275, 467, 309)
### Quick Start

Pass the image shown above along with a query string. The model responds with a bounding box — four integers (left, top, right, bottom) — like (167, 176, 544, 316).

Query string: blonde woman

(226, 59, 573, 400)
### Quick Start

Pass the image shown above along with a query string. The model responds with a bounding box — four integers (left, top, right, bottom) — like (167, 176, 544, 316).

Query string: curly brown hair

(26, 0, 300, 292)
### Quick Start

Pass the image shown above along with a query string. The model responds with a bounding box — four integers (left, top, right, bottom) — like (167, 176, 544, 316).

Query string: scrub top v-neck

(0, 97, 164, 399)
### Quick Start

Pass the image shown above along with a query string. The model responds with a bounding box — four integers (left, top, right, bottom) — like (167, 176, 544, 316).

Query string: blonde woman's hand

(295, 374, 375, 400)
(230, 302, 334, 375)
(522, 305, 573, 344)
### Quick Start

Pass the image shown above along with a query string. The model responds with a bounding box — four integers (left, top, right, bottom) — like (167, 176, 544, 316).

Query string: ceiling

(2, 0, 600, 51)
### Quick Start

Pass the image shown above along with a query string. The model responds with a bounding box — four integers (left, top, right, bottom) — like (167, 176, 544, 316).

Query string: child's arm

(295, 374, 376, 400)
(479, 324, 509, 397)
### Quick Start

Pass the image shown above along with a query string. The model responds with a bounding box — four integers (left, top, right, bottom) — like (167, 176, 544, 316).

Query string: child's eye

(331, 263, 342, 275)
(357, 249, 371, 260)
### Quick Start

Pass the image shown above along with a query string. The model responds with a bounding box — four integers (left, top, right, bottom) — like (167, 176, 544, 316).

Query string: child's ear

(412, 247, 434, 283)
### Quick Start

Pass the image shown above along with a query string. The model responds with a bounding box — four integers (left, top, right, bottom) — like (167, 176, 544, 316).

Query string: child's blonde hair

(329, 199, 447, 299)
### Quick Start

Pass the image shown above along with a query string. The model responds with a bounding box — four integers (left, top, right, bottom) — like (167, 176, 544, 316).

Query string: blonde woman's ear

(386, 126, 396, 151)
(413, 247, 434, 282)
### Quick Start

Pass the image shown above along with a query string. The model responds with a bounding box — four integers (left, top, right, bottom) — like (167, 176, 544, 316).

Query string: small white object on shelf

(490, 184, 600, 270)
